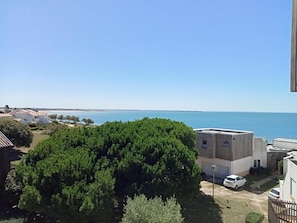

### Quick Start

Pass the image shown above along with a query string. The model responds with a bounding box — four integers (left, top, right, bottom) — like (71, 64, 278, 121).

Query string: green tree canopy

(48, 114, 57, 120)
(17, 118, 200, 222)
(0, 118, 33, 147)
(82, 118, 94, 125)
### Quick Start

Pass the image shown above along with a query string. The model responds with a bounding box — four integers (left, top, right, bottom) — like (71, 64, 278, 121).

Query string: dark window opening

(202, 140, 207, 147)
(223, 141, 229, 147)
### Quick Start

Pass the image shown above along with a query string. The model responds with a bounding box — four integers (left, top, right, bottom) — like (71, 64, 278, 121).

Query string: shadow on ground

(10, 148, 26, 162)
(180, 192, 223, 223)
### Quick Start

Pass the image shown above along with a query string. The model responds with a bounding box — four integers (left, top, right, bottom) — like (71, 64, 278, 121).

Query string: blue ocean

(47, 110, 297, 143)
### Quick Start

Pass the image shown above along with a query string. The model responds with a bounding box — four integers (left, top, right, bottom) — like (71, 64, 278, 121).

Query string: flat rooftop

(194, 128, 253, 135)
(273, 138, 297, 144)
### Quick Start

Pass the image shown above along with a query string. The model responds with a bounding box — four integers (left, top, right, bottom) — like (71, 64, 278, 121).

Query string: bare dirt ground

(200, 181, 269, 223)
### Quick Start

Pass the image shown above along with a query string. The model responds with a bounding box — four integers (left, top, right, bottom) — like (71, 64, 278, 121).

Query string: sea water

(47, 110, 297, 143)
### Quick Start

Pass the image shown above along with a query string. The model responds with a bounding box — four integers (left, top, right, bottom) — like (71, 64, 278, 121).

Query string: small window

(202, 140, 207, 147)
(223, 141, 229, 147)
(254, 160, 260, 167)
(291, 178, 296, 196)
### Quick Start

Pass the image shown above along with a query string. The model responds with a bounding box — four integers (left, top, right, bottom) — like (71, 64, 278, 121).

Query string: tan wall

(232, 133, 253, 160)
(196, 133, 216, 158)
(196, 131, 253, 161)
(215, 134, 233, 160)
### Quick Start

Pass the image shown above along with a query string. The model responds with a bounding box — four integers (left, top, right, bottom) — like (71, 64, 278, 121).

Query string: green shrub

(121, 194, 184, 223)
(278, 160, 283, 175)
(30, 127, 39, 131)
(4, 169, 23, 206)
(245, 211, 264, 223)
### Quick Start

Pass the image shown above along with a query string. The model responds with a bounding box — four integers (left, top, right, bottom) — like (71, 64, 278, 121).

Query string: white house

(12, 109, 50, 124)
(279, 151, 297, 202)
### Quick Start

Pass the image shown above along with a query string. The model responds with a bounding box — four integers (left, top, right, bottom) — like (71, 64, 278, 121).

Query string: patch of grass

(182, 180, 271, 223)
(182, 187, 268, 223)
(18, 131, 49, 153)
(258, 180, 279, 192)
(180, 193, 223, 223)
(11, 131, 49, 167)
(30, 131, 49, 149)
(245, 174, 270, 187)
(180, 192, 267, 223)
(215, 196, 265, 223)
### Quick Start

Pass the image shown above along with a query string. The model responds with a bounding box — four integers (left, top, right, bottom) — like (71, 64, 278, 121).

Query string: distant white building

(12, 109, 50, 124)
(273, 138, 297, 151)
(267, 138, 297, 171)
(0, 113, 13, 119)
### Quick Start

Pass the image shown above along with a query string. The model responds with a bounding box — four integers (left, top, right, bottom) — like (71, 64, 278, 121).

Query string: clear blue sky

(1, 1, 295, 112)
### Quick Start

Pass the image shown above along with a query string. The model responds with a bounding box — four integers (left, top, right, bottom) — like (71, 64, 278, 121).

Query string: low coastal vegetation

(48, 114, 94, 125)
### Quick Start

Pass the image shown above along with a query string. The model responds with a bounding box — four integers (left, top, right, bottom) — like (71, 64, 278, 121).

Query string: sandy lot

(200, 180, 269, 222)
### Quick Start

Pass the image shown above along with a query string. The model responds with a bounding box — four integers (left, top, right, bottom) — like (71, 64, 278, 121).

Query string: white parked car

(223, 175, 247, 190)
(268, 188, 280, 200)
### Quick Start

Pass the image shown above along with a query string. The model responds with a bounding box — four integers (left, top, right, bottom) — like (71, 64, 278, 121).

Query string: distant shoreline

(39, 108, 203, 113)
(38, 108, 105, 112)
(2, 107, 296, 114)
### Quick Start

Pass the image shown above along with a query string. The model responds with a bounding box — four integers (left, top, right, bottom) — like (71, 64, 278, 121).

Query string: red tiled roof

(0, 131, 14, 148)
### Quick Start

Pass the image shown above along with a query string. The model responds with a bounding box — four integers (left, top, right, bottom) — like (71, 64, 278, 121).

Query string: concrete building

(195, 128, 254, 179)
(267, 138, 297, 171)
(195, 128, 267, 179)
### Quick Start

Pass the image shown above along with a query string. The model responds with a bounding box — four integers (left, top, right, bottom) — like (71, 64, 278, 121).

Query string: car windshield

(271, 189, 279, 195)
(226, 177, 235, 181)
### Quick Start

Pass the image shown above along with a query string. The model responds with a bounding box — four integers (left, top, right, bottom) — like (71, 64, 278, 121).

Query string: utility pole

(211, 164, 216, 198)
(291, 0, 297, 91)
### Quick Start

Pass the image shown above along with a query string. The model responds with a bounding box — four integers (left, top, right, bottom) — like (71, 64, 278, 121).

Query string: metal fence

(268, 198, 297, 223)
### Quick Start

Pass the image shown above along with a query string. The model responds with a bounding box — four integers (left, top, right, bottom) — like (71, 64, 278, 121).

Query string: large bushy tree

(0, 118, 33, 147)
(16, 118, 200, 222)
